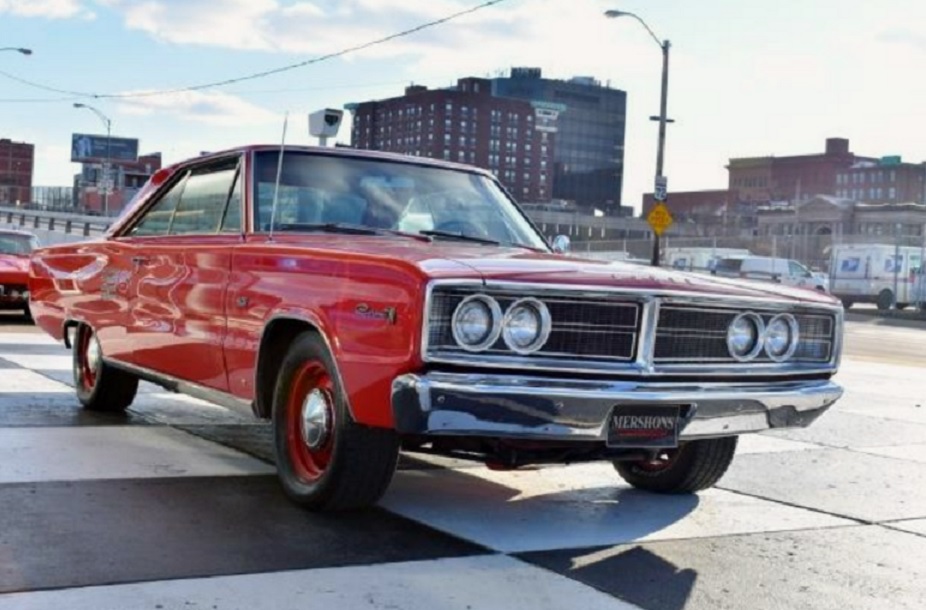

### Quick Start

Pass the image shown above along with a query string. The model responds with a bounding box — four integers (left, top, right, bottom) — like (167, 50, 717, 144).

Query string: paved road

(0, 312, 924, 609)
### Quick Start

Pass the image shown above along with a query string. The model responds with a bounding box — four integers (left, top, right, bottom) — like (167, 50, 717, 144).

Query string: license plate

(607, 405, 681, 448)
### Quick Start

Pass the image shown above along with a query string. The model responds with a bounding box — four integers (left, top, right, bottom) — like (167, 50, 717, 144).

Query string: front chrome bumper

(391, 373, 842, 442)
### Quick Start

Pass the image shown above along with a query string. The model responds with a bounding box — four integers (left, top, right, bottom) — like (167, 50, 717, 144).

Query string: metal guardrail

(0, 206, 111, 237)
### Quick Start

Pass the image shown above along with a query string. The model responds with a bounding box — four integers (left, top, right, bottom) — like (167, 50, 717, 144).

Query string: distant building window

(889, 187, 896, 200)
(443, 149, 450, 160)
(890, 170, 896, 182)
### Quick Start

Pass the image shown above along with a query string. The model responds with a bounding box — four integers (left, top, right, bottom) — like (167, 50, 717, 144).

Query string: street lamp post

(605, 9, 671, 267)
(73, 103, 113, 216)
(0, 47, 32, 55)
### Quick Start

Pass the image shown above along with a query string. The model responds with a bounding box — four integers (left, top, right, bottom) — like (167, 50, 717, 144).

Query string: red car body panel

(28, 145, 840, 430)
(0, 230, 36, 309)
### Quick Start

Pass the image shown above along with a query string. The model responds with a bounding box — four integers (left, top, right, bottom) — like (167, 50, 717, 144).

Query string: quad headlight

(726, 312, 765, 361)
(451, 295, 502, 351)
(764, 314, 799, 362)
(501, 298, 552, 354)
(450, 295, 552, 354)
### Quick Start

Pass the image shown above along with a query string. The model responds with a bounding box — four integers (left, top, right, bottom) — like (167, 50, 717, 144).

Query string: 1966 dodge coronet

(29, 146, 844, 510)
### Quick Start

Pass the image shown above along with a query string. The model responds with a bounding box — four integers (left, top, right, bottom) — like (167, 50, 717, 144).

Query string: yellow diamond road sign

(647, 202, 673, 236)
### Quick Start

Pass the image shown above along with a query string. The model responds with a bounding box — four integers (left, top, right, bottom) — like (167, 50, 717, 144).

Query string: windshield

(252, 151, 549, 250)
(0, 234, 37, 256)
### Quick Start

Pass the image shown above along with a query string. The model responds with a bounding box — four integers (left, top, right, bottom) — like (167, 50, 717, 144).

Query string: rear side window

(840, 257, 861, 273)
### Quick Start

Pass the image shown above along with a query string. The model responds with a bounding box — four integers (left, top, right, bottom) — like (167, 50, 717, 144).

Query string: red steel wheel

(272, 331, 400, 511)
(286, 362, 335, 483)
(72, 324, 138, 412)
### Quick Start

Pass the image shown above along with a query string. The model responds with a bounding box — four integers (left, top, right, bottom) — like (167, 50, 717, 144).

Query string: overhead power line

(0, 0, 510, 101)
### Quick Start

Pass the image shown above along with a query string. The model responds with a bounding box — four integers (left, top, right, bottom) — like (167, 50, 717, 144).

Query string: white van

(665, 247, 751, 273)
(913, 267, 926, 311)
(712, 256, 828, 292)
(829, 244, 924, 310)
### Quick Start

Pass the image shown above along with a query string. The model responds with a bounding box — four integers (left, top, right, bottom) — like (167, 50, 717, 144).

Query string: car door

(121, 156, 242, 391)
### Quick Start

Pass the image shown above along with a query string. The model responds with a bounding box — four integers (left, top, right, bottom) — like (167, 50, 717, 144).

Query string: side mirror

(552, 234, 570, 254)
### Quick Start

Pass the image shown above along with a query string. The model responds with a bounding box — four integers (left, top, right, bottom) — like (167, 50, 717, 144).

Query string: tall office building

(347, 78, 562, 203)
(492, 68, 627, 213)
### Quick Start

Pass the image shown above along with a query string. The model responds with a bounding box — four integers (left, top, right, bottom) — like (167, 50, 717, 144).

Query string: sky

(1, 0, 924, 213)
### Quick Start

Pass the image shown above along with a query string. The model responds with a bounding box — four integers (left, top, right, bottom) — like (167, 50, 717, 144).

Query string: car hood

(433, 249, 836, 304)
(272, 236, 837, 306)
(0, 254, 29, 274)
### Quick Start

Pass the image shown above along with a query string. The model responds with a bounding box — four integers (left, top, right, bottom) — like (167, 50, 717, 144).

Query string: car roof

(0, 229, 35, 238)
(170, 145, 495, 178)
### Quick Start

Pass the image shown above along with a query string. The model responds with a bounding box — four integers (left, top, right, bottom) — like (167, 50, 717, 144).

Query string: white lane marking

(0, 426, 274, 483)
(0, 354, 72, 371)
(0, 369, 72, 393)
(381, 463, 855, 554)
(0, 555, 644, 610)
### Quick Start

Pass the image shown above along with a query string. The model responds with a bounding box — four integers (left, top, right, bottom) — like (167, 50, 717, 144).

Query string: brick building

(0, 138, 34, 204)
(347, 78, 559, 202)
(727, 138, 872, 204)
(835, 158, 926, 204)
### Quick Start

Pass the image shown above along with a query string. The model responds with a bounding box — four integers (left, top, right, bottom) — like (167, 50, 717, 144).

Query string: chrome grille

(655, 306, 835, 364)
(427, 287, 640, 362)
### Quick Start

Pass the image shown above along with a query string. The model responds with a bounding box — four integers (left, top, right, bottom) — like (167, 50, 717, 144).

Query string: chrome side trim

(106, 359, 255, 417)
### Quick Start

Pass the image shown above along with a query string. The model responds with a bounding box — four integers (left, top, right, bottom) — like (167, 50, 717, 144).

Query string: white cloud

(0, 0, 93, 19)
(115, 89, 279, 127)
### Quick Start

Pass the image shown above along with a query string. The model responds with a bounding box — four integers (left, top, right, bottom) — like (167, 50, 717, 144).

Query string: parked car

(712, 255, 829, 292)
(29, 146, 845, 511)
(0, 228, 39, 319)
(829, 243, 923, 310)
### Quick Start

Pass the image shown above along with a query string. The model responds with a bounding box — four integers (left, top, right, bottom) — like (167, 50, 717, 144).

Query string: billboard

(71, 133, 139, 163)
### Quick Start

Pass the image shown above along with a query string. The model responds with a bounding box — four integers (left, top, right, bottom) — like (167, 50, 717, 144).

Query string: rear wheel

(272, 331, 400, 511)
(613, 437, 738, 493)
(73, 324, 138, 412)
(876, 289, 894, 311)
(841, 299, 854, 309)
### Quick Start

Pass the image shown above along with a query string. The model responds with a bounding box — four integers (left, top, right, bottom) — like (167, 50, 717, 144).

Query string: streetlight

(605, 9, 672, 267)
(73, 102, 113, 216)
(0, 47, 32, 55)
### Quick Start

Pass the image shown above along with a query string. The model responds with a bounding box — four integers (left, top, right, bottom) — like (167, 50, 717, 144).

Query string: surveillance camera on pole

(308, 108, 343, 147)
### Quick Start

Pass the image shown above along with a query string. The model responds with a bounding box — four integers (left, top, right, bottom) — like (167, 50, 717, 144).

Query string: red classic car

(29, 146, 844, 511)
(0, 228, 38, 318)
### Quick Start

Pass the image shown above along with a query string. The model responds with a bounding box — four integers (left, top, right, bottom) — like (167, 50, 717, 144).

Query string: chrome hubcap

(301, 389, 331, 450)
(86, 335, 102, 371)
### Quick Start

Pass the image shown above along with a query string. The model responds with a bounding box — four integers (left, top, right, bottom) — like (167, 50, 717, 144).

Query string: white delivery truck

(711, 256, 829, 292)
(913, 267, 926, 311)
(829, 244, 924, 310)
(665, 247, 751, 273)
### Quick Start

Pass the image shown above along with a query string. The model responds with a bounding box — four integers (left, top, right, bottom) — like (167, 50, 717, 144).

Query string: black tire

(272, 331, 400, 511)
(613, 437, 738, 493)
(22, 303, 33, 322)
(896, 303, 909, 311)
(73, 324, 138, 412)
(876, 289, 894, 311)
(841, 299, 854, 310)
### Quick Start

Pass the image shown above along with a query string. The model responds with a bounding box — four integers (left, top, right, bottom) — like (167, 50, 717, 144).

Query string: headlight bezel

(451, 294, 503, 352)
(764, 313, 800, 362)
(501, 297, 552, 355)
(726, 312, 765, 362)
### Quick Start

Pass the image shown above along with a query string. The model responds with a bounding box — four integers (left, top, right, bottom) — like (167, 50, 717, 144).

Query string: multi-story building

(727, 138, 872, 205)
(492, 68, 627, 212)
(835, 157, 926, 204)
(0, 138, 35, 205)
(347, 78, 559, 202)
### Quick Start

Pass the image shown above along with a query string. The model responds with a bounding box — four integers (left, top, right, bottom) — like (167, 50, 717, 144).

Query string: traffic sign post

(649, 177, 671, 266)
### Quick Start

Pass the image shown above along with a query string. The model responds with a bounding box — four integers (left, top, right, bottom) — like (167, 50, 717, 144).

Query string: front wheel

(613, 437, 738, 493)
(73, 324, 138, 412)
(272, 331, 400, 511)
